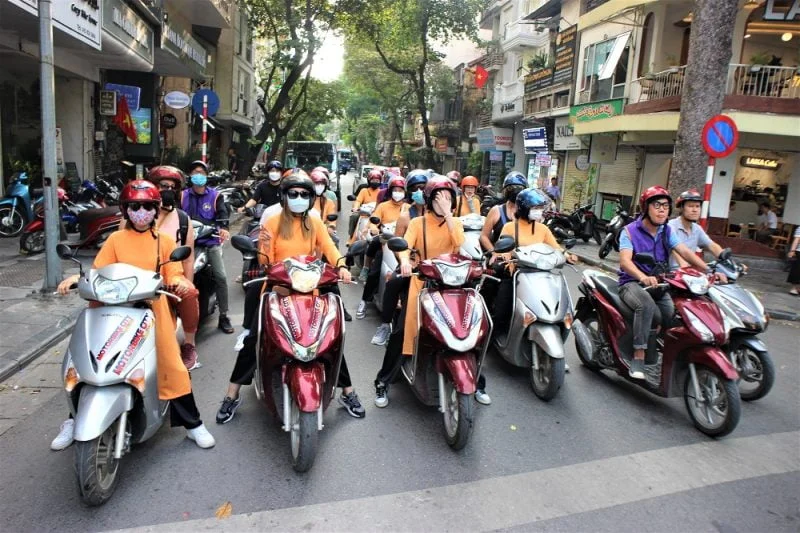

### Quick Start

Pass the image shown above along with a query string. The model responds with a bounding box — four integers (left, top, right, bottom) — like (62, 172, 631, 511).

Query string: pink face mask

(127, 206, 156, 227)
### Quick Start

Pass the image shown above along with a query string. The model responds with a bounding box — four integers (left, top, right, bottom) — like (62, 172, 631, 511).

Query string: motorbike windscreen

(514, 243, 565, 270)
(459, 214, 485, 231)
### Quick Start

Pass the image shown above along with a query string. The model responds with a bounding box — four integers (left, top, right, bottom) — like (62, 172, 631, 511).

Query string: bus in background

(337, 148, 358, 176)
(284, 141, 340, 209)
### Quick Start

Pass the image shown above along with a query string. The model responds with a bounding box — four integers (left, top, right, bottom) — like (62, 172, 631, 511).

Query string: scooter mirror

(369, 216, 381, 225)
(494, 235, 516, 254)
(327, 213, 339, 222)
(718, 248, 732, 261)
(387, 237, 409, 253)
(634, 253, 656, 266)
(56, 243, 74, 260)
(346, 194, 356, 201)
(170, 246, 192, 262)
(231, 234, 257, 254)
(348, 240, 369, 257)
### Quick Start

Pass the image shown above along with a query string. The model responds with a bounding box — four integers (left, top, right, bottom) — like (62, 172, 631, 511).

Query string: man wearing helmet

(373, 176, 465, 408)
(618, 186, 719, 380)
(240, 160, 284, 212)
(480, 171, 526, 252)
(668, 189, 725, 271)
(455, 176, 481, 216)
(51, 180, 216, 451)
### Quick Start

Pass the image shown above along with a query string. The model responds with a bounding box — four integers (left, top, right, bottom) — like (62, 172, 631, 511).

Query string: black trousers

(492, 277, 514, 334)
(361, 240, 384, 302)
(170, 392, 202, 429)
(380, 274, 409, 324)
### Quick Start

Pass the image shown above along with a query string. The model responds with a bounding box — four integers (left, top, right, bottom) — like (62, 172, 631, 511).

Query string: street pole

(39, 0, 62, 290)
(201, 94, 208, 164)
(700, 156, 715, 230)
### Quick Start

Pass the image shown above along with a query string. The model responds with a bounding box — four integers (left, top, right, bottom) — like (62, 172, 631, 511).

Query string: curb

(573, 251, 799, 323)
(0, 309, 80, 383)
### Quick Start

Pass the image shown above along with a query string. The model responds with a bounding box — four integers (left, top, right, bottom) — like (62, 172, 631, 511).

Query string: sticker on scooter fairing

(279, 296, 302, 340)
(96, 316, 135, 362)
(430, 292, 456, 329)
(113, 315, 153, 375)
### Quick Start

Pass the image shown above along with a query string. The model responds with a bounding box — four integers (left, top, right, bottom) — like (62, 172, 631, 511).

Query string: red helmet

(676, 188, 703, 208)
(460, 175, 479, 189)
(424, 175, 457, 212)
(147, 165, 185, 190)
(120, 180, 161, 211)
(312, 166, 330, 177)
(367, 168, 383, 184)
(57, 187, 69, 202)
(639, 185, 672, 215)
(446, 170, 461, 184)
(310, 169, 329, 186)
(387, 176, 406, 191)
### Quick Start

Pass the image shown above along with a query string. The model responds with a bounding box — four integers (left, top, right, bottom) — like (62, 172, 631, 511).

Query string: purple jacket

(618, 218, 673, 286)
(181, 188, 225, 246)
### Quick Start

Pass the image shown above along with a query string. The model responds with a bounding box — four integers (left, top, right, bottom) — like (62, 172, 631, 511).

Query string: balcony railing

(483, 52, 504, 71)
(630, 66, 687, 103)
(727, 64, 800, 99)
(502, 21, 549, 52)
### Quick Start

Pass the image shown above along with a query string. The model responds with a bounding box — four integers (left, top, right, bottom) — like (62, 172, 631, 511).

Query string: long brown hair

(278, 204, 313, 242)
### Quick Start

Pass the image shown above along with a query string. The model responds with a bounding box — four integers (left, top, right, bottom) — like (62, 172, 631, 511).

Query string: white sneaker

(356, 300, 367, 320)
(475, 389, 492, 405)
(50, 419, 75, 450)
(565, 362, 570, 373)
(234, 329, 250, 352)
(187, 423, 216, 448)
(371, 323, 392, 346)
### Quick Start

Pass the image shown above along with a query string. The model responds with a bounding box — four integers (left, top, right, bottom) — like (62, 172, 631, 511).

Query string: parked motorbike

(545, 203, 601, 245)
(230, 235, 348, 472)
(56, 243, 191, 505)
(572, 257, 741, 437)
(491, 238, 577, 401)
(598, 206, 634, 259)
(64, 207, 123, 251)
(478, 185, 503, 217)
(708, 250, 774, 401)
(19, 188, 97, 254)
(386, 236, 495, 450)
(0, 172, 39, 237)
(192, 221, 219, 321)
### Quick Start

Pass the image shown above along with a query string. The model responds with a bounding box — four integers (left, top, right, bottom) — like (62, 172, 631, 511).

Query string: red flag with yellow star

(113, 94, 137, 143)
(474, 65, 489, 89)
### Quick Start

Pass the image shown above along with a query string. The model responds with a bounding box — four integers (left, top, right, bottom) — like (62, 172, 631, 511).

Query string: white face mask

(391, 191, 405, 202)
(268, 171, 281, 182)
(528, 209, 544, 222)
(314, 184, 325, 196)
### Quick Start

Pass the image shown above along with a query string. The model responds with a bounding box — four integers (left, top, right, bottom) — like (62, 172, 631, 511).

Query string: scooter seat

(77, 206, 119, 224)
(592, 275, 635, 322)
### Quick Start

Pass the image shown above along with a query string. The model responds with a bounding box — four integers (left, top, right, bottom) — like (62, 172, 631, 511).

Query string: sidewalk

(570, 242, 800, 322)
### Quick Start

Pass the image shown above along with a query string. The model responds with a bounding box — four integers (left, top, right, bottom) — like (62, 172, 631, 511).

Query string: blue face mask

(287, 197, 310, 214)
(411, 190, 424, 205)
(190, 173, 207, 187)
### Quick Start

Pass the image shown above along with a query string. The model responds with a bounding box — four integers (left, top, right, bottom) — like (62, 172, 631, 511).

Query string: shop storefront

(476, 126, 514, 185)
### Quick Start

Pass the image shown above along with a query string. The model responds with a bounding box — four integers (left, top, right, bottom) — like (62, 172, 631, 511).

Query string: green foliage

(527, 52, 550, 71)
(466, 150, 483, 177)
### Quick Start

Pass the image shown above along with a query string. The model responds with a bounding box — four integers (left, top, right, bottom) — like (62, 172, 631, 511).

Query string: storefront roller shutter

(596, 147, 639, 197)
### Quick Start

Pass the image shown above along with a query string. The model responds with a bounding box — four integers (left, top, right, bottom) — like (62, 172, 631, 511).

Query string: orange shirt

(455, 195, 481, 217)
(500, 219, 560, 248)
(354, 187, 380, 208)
(313, 195, 336, 225)
(372, 200, 405, 225)
(259, 212, 342, 267)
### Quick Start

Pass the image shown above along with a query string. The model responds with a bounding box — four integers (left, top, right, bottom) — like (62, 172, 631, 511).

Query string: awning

(524, 0, 562, 21)
(598, 32, 631, 80)
(578, 0, 659, 30)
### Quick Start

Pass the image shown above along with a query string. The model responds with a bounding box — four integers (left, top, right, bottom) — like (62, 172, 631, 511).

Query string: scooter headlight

(684, 309, 715, 343)
(92, 275, 137, 304)
(683, 274, 710, 295)
(433, 260, 471, 287)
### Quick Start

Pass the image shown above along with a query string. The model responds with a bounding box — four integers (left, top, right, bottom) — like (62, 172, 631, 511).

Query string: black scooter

(545, 203, 602, 245)
(598, 206, 634, 259)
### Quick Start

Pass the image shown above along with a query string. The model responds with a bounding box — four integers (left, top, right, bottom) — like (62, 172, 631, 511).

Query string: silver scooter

(57, 243, 191, 506)
(707, 250, 774, 401)
(459, 214, 485, 260)
(373, 220, 399, 314)
(491, 239, 576, 401)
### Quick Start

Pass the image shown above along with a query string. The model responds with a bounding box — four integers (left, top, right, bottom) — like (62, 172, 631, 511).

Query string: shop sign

(435, 137, 448, 153)
(552, 25, 577, 86)
(523, 127, 547, 153)
(161, 113, 177, 129)
(162, 24, 207, 76)
(570, 99, 625, 123)
(525, 67, 554, 94)
(553, 116, 582, 151)
(103, 0, 154, 64)
(575, 154, 590, 171)
(489, 151, 504, 162)
(105, 83, 141, 111)
(535, 153, 552, 167)
(164, 91, 191, 109)
(477, 127, 513, 151)
(762, 0, 800, 21)
(740, 156, 780, 170)
(504, 152, 516, 168)
(500, 102, 516, 113)
(8, 0, 101, 50)
(99, 90, 117, 116)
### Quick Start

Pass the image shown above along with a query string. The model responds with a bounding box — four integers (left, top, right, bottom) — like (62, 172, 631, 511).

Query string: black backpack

(176, 209, 190, 246)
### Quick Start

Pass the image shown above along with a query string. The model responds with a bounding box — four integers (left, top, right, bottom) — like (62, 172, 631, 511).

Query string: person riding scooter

(373, 176, 464, 408)
(619, 186, 724, 380)
(50, 180, 215, 451)
(310, 169, 337, 234)
(349, 168, 383, 238)
(239, 160, 283, 213)
(455, 176, 482, 217)
(356, 175, 407, 319)
(668, 188, 728, 270)
(480, 171, 526, 252)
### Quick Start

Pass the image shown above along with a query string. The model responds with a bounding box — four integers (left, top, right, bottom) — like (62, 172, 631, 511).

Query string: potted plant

(749, 51, 771, 72)
(527, 52, 550, 72)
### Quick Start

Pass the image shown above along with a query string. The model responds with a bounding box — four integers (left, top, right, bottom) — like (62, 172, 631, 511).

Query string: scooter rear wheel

(684, 366, 741, 437)
(442, 377, 474, 450)
(19, 230, 45, 255)
(289, 400, 318, 472)
(74, 420, 121, 506)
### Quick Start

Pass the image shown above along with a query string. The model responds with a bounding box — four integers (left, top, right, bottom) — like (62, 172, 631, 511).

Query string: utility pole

(39, 0, 62, 290)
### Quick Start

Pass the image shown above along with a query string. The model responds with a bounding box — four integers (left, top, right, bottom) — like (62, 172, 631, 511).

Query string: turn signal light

(523, 311, 537, 327)
(64, 367, 80, 392)
(564, 313, 574, 330)
(125, 367, 146, 393)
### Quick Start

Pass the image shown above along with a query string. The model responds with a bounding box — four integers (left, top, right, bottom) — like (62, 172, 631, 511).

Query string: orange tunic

(93, 229, 191, 400)
(401, 213, 465, 355)
(259, 212, 343, 266)
(500, 219, 560, 247)
(353, 187, 380, 208)
(455, 196, 481, 217)
(372, 199, 404, 225)
(313, 195, 336, 228)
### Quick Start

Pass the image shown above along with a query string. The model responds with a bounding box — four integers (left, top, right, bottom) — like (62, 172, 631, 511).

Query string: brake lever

(156, 290, 182, 303)
(243, 276, 268, 287)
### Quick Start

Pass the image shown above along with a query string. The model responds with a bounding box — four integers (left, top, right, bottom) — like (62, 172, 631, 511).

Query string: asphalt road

(0, 173, 798, 532)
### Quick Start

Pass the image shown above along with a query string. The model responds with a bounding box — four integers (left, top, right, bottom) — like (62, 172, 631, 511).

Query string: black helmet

(266, 160, 283, 171)
(676, 188, 703, 208)
(280, 172, 314, 207)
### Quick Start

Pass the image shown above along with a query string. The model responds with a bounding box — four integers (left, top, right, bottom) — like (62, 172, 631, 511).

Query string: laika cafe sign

(762, 0, 799, 21)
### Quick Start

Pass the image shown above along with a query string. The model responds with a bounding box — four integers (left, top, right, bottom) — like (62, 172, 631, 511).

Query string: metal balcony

(501, 21, 549, 53)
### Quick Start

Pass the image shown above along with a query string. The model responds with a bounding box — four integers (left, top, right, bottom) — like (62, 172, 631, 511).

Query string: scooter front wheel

(530, 343, 565, 401)
(289, 400, 318, 472)
(442, 377, 474, 450)
(598, 235, 613, 259)
(0, 206, 26, 237)
(74, 420, 121, 506)
(19, 230, 45, 254)
(684, 366, 741, 438)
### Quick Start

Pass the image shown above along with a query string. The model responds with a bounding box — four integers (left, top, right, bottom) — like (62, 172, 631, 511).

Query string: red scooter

(386, 236, 495, 450)
(231, 235, 346, 472)
(572, 254, 741, 437)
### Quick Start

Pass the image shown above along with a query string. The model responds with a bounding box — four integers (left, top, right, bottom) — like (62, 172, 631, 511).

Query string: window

(516, 56, 525, 77)
(580, 32, 631, 102)
(637, 13, 654, 77)
(234, 9, 242, 56)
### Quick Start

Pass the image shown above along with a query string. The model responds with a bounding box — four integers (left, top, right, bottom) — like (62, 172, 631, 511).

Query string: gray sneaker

(628, 358, 646, 380)
(371, 323, 392, 346)
(356, 300, 367, 320)
(338, 391, 366, 418)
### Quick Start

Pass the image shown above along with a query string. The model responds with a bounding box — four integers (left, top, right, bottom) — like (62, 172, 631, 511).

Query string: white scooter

(57, 243, 191, 506)
(459, 214, 485, 260)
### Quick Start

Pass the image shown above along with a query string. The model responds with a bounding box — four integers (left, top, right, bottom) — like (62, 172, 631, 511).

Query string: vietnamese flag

(474, 65, 489, 89)
(113, 95, 137, 143)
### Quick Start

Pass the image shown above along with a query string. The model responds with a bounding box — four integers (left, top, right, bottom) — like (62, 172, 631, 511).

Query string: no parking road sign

(701, 115, 739, 159)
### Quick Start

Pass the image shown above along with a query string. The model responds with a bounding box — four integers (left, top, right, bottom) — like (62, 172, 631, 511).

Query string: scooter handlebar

(157, 290, 182, 303)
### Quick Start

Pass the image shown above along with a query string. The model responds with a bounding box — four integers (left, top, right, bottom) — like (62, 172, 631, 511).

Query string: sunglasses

(286, 190, 311, 200)
(650, 201, 671, 210)
(127, 202, 158, 212)
(159, 182, 177, 190)
(409, 185, 425, 192)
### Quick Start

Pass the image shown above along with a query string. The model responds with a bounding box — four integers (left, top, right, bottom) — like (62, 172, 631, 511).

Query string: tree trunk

(668, 0, 739, 195)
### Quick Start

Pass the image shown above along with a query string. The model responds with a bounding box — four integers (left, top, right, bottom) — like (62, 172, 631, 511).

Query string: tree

(344, 0, 484, 167)
(668, 0, 740, 195)
(287, 79, 346, 140)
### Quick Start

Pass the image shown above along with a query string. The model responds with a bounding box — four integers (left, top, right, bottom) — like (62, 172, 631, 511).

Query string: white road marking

(115, 430, 800, 532)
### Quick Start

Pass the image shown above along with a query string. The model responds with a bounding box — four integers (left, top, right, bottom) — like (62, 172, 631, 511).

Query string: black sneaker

(374, 382, 388, 408)
(343, 308, 353, 322)
(218, 314, 234, 334)
(216, 396, 241, 424)
(338, 391, 366, 418)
